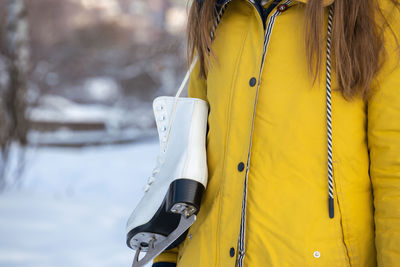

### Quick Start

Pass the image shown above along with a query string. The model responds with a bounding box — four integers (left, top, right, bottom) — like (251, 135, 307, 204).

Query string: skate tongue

(131, 214, 196, 267)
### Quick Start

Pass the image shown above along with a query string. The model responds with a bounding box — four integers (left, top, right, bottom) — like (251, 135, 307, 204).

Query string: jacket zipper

(236, 1, 291, 266)
(250, 0, 283, 29)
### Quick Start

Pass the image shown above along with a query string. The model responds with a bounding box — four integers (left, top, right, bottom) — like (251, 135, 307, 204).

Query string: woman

(153, 0, 400, 266)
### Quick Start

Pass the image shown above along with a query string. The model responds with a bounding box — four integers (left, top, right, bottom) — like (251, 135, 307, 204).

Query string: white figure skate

(126, 56, 208, 267)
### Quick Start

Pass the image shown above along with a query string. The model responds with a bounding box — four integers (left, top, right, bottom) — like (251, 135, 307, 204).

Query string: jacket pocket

(333, 159, 377, 266)
(333, 161, 354, 267)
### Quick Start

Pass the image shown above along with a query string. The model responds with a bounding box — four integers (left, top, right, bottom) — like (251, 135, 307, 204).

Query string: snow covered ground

(0, 139, 160, 267)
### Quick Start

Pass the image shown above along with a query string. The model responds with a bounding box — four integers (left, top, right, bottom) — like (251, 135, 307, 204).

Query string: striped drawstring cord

(207, 0, 231, 55)
(326, 4, 334, 219)
(211, 2, 228, 41)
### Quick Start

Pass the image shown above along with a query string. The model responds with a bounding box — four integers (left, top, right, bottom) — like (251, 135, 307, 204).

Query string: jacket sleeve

(152, 55, 207, 265)
(368, 5, 400, 266)
(152, 262, 177, 267)
(187, 54, 208, 101)
(152, 247, 179, 265)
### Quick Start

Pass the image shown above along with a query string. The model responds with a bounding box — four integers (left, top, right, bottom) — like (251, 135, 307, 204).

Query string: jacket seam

(236, 2, 294, 265)
(215, 13, 252, 267)
(333, 160, 353, 267)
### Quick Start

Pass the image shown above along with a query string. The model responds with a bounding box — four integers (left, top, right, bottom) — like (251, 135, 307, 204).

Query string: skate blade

(131, 213, 196, 267)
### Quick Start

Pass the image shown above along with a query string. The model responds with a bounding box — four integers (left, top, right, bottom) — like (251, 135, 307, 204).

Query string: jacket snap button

(249, 77, 257, 87)
(237, 162, 245, 172)
(313, 251, 321, 258)
(230, 247, 235, 257)
(277, 3, 288, 12)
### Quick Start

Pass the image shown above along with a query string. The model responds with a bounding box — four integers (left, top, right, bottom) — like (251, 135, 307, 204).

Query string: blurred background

(0, 0, 189, 266)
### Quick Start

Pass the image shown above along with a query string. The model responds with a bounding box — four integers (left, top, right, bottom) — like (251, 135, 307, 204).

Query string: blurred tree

(0, 0, 30, 190)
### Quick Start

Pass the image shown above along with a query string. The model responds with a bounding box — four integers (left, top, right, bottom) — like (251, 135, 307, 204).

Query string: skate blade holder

(131, 203, 197, 267)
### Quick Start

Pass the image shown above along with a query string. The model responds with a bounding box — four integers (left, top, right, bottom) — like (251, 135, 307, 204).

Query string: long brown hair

(186, 0, 400, 101)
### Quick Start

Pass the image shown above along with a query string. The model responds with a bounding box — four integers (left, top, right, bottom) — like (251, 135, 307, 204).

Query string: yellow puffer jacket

(154, 0, 400, 266)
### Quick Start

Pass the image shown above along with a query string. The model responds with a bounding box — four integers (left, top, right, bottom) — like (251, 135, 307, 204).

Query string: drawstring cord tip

(329, 197, 334, 219)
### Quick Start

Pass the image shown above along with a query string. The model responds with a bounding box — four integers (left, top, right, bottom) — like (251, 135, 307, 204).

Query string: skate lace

(143, 54, 199, 192)
(143, 153, 164, 192)
(163, 53, 199, 152)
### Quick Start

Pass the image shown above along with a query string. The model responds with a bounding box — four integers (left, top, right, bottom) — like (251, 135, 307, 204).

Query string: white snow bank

(0, 139, 160, 267)
(30, 95, 125, 124)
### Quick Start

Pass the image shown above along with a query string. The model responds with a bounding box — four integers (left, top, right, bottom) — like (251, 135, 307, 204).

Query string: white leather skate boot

(126, 57, 209, 267)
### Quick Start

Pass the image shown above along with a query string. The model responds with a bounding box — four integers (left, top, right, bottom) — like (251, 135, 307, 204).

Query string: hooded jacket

(153, 0, 400, 266)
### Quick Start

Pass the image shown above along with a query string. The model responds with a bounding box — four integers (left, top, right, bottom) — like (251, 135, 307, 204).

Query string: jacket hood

(210, 0, 335, 7)
(296, 0, 334, 6)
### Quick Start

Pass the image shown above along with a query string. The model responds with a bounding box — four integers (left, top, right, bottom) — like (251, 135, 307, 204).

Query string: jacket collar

(213, 0, 335, 6)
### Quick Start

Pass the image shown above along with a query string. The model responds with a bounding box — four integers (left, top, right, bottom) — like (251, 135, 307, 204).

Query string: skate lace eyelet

(144, 184, 150, 192)
(147, 176, 155, 184)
